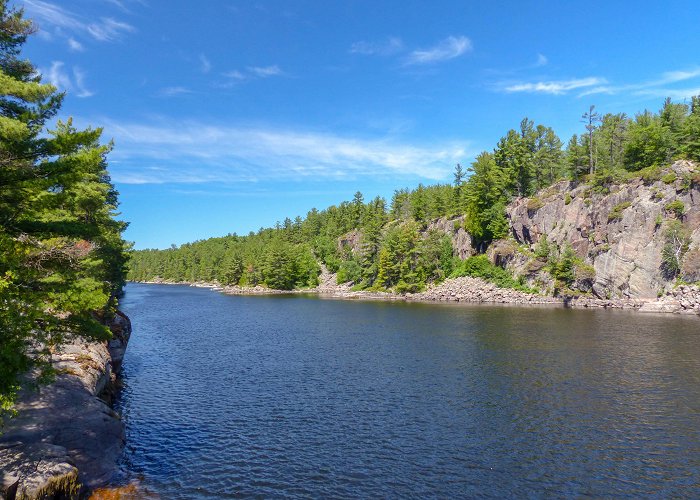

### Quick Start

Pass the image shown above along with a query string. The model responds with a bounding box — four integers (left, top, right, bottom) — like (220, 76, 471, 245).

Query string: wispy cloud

(23, 0, 135, 43)
(199, 54, 212, 74)
(67, 37, 84, 52)
(103, 0, 128, 12)
(157, 86, 193, 97)
(502, 77, 606, 95)
(405, 36, 472, 65)
(218, 65, 284, 86)
(102, 121, 471, 184)
(535, 53, 548, 67)
(248, 65, 283, 77)
(501, 67, 700, 100)
(350, 37, 403, 56)
(43, 61, 94, 97)
(579, 68, 700, 98)
(86, 17, 134, 41)
(222, 70, 246, 81)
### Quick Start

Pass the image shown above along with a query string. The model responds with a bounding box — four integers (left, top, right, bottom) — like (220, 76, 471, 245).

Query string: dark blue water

(116, 283, 700, 498)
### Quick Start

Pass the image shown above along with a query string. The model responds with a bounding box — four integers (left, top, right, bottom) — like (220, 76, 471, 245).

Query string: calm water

(115, 283, 700, 498)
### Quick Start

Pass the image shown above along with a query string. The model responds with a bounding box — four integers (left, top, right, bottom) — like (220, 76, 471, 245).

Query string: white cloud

(405, 36, 472, 65)
(350, 37, 403, 56)
(67, 37, 84, 51)
(101, 121, 471, 185)
(535, 53, 548, 67)
(498, 67, 700, 100)
(218, 66, 283, 86)
(199, 54, 212, 74)
(223, 70, 246, 81)
(502, 77, 606, 95)
(43, 61, 94, 98)
(46, 61, 72, 90)
(23, 0, 135, 42)
(248, 65, 283, 77)
(578, 67, 700, 98)
(72, 67, 94, 97)
(157, 86, 193, 97)
(86, 17, 135, 41)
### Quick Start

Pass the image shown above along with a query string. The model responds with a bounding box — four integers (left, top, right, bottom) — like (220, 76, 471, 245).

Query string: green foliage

(662, 172, 678, 184)
(549, 245, 577, 285)
(637, 165, 663, 184)
(534, 234, 551, 260)
(624, 110, 674, 170)
(336, 258, 362, 284)
(451, 255, 534, 293)
(661, 220, 690, 279)
(607, 201, 632, 222)
(664, 200, 686, 218)
(0, 2, 128, 423)
(129, 95, 700, 311)
(526, 197, 544, 211)
(464, 152, 509, 247)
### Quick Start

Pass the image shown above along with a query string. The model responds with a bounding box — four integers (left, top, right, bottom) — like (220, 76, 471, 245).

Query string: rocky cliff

(505, 160, 700, 300)
(0, 312, 131, 499)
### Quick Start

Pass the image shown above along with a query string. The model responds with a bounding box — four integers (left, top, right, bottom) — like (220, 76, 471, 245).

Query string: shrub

(664, 200, 686, 218)
(336, 259, 362, 284)
(608, 201, 632, 222)
(564, 193, 572, 205)
(451, 255, 535, 293)
(534, 234, 551, 260)
(650, 188, 664, 201)
(639, 165, 662, 184)
(526, 197, 544, 211)
(662, 172, 678, 184)
(549, 245, 577, 285)
(661, 220, 690, 279)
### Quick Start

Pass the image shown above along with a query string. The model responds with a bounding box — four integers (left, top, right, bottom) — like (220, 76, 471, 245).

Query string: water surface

(116, 283, 700, 498)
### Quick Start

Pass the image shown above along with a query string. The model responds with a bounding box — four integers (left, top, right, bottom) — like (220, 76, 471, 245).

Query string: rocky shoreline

(139, 276, 700, 316)
(0, 312, 131, 499)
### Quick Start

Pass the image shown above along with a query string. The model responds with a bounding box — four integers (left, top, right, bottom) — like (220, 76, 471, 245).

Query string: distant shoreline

(130, 279, 700, 316)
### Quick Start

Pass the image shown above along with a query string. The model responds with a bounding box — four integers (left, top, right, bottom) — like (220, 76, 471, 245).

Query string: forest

(0, 2, 130, 420)
(129, 98, 700, 294)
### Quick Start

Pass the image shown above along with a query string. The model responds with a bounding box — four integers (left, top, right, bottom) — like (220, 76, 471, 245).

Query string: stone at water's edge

(0, 311, 131, 499)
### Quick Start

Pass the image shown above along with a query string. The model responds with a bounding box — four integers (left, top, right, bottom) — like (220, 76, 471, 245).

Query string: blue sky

(17, 0, 700, 249)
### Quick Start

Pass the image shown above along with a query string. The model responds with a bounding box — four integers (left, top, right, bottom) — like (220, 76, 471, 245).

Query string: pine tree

(0, 1, 129, 417)
(581, 105, 601, 174)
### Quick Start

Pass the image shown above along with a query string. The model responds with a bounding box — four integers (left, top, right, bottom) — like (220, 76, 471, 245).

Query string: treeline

(130, 96, 700, 293)
(1, 3, 129, 417)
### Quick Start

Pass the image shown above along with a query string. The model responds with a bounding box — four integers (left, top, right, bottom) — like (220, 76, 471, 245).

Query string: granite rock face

(0, 312, 131, 499)
(426, 216, 475, 260)
(507, 161, 700, 299)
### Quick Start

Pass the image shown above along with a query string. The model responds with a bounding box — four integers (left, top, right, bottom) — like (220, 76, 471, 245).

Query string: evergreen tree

(581, 105, 601, 174)
(464, 152, 508, 249)
(0, 2, 128, 416)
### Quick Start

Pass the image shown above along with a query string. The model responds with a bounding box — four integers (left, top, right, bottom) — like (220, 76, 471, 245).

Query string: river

(115, 283, 700, 498)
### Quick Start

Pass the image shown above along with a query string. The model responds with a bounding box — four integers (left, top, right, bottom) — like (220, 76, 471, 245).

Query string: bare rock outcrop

(426, 216, 475, 259)
(507, 161, 700, 299)
(0, 313, 131, 499)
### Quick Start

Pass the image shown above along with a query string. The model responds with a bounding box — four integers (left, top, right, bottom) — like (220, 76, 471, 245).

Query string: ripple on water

(115, 284, 700, 498)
